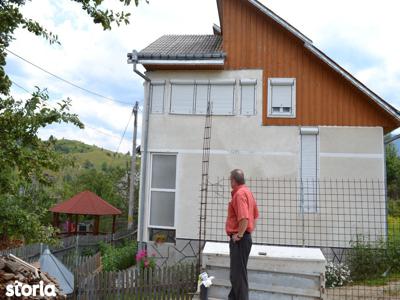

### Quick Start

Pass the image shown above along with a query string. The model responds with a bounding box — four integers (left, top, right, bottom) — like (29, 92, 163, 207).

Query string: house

(128, 0, 400, 257)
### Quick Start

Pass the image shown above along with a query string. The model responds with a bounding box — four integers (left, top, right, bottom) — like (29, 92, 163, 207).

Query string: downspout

(128, 50, 150, 250)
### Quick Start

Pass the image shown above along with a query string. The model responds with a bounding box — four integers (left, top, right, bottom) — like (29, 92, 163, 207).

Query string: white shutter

(195, 82, 209, 114)
(240, 79, 256, 115)
(150, 83, 165, 113)
(271, 84, 292, 109)
(210, 80, 235, 115)
(301, 131, 318, 213)
(170, 82, 194, 114)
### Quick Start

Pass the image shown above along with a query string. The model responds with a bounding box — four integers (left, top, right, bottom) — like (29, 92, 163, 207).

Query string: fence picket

(75, 262, 198, 299)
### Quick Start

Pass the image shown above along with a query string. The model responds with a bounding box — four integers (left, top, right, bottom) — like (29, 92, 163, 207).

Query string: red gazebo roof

(49, 190, 122, 216)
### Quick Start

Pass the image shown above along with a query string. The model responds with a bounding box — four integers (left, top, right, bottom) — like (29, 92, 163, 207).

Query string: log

(4, 260, 22, 273)
(2, 273, 15, 281)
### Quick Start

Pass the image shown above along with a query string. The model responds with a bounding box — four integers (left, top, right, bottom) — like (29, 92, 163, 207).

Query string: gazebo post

(52, 213, 59, 228)
(112, 215, 116, 234)
(94, 216, 100, 235)
(75, 214, 79, 235)
(68, 214, 73, 235)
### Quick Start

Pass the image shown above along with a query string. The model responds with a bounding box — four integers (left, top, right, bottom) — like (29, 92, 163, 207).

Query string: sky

(5, 0, 400, 153)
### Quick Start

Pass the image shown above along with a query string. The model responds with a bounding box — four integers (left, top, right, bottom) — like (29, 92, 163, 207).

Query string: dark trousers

(228, 233, 252, 300)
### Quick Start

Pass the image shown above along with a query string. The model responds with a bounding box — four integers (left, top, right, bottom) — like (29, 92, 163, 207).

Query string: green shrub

(100, 241, 138, 271)
(348, 236, 387, 281)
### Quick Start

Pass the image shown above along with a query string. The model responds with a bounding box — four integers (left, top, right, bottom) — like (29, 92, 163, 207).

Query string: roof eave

(138, 59, 225, 66)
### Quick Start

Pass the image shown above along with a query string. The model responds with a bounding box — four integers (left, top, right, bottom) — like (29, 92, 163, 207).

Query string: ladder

(198, 101, 212, 272)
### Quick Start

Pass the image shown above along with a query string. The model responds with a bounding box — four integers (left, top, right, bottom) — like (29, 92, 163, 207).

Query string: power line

(11, 80, 30, 93)
(10, 79, 137, 144)
(116, 110, 134, 153)
(6, 48, 134, 106)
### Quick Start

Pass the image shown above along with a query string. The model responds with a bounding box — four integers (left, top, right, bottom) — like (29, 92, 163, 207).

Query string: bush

(348, 237, 387, 281)
(325, 262, 352, 287)
(100, 241, 138, 271)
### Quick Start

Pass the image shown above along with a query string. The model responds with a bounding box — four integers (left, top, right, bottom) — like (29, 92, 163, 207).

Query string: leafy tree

(0, 90, 83, 193)
(0, 0, 144, 244)
(386, 144, 400, 199)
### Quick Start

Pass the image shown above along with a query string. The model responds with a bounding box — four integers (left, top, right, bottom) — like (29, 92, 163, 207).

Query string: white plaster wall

(140, 70, 386, 245)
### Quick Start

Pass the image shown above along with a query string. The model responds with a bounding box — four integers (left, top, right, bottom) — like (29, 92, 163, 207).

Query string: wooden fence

(76, 263, 198, 299)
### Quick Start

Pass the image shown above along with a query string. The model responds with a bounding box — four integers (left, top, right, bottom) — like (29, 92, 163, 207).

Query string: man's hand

(232, 233, 242, 242)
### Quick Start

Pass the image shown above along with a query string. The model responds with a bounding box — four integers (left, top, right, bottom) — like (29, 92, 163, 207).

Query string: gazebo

(49, 190, 122, 235)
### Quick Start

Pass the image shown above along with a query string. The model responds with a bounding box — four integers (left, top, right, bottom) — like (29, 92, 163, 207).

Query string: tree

(386, 144, 400, 199)
(0, 0, 143, 244)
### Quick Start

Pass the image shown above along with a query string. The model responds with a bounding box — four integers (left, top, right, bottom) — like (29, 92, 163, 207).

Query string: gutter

(127, 50, 150, 250)
(137, 59, 225, 66)
(385, 133, 400, 145)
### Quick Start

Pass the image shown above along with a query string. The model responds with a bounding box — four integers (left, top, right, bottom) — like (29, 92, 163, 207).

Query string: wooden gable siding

(221, 0, 399, 133)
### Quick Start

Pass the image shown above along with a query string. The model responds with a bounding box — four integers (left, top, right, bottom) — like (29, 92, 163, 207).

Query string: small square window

(267, 78, 296, 118)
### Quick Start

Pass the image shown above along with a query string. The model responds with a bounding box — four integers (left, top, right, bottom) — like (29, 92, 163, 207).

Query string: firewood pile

(0, 255, 66, 299)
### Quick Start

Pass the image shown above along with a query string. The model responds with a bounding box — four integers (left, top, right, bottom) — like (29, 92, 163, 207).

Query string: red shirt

(225, 184, 259, 235)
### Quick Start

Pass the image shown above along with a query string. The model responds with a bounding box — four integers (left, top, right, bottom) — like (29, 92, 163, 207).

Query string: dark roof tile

(138, 35, 225, 60)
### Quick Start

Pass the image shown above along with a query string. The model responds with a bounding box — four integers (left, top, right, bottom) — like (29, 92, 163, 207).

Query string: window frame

(150, 81, 166, 114)
(240, 79, 257, 116)
(209, 79, 236, 116)
(148, 153, 177, 230)
(169, 80, 195, 115)
(267, 78, 296, 118)
(299, 128, 320, 214)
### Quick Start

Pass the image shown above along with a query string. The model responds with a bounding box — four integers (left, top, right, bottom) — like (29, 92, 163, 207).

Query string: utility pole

(128, 101, 139, 230)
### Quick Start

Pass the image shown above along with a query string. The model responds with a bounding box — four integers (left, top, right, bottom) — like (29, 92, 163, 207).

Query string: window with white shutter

(240, 79, 257, 115)
(170, 80, 195, 114)
(150, 81, 165, 114)
(267, 78, 296, 118)
(210, 80, 235, 115)
(194, 81, 209, 115)
(300, 128, 319, 213)
(149, 154, 176, 228)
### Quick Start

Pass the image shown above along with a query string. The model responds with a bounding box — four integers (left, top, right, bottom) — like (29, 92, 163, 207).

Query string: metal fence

(203, 177, 400, 299)
(0, 229, 136, 262)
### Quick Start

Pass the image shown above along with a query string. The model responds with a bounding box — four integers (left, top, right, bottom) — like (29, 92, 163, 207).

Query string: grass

(54, 138, 131, 170)
(353, 272, 400, 286)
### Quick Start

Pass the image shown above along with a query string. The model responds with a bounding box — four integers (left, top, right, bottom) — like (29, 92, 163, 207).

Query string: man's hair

(230, 169, 245, 185)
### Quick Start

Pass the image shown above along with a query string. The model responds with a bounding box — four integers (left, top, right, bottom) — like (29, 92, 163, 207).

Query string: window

(300, 128, 319, 213)
(240, 79, 257, 115)
(194, 81, 209, 114)
(210, 80, 235, 115)
(149, 154, 176, 228)
(170, 80, 195, 114)
(267, 78, 296, 118)
(150, 81, 165, 113)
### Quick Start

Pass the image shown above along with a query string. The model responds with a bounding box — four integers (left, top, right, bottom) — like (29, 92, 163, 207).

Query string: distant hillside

(54, 139, 131, 170)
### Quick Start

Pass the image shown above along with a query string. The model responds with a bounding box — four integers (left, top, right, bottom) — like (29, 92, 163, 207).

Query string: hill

(54, 139, 131, 170)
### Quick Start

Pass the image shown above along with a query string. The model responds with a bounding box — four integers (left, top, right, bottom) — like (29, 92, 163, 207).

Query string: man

(225, 169, 259, 300)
